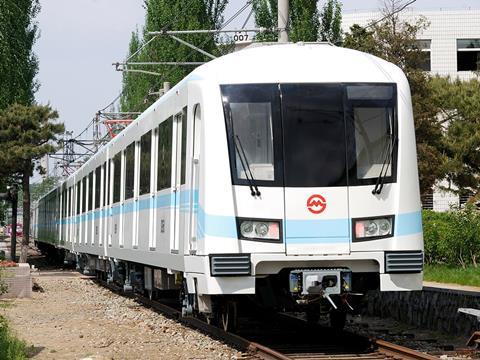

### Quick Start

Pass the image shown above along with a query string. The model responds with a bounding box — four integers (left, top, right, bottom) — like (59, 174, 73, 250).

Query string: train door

(188, 104, 201, 254)
(281, 84, 350, 255)
(170, 108, 187, 253)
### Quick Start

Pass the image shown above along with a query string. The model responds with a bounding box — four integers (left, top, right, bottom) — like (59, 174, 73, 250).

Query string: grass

(0, 301, 13, 310)
(0, 315, 27, 360)
(424, 264, 480, 287)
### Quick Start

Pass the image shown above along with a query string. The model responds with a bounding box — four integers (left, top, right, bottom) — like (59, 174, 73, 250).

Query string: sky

(33, 0, 479, 178)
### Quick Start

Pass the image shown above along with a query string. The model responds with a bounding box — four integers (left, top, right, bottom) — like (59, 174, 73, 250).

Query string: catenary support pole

(10, 188, 17, 261)
(278, 0, 289, 42)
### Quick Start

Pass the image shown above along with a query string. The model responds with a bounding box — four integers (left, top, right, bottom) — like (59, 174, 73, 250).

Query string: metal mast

(278, 0, 289, 42)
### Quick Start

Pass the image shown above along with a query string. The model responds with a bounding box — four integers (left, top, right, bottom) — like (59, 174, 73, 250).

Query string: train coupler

(289, 268, 352, 296)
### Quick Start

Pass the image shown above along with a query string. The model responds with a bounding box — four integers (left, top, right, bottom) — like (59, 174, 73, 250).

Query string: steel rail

(375, 339, 439, 360)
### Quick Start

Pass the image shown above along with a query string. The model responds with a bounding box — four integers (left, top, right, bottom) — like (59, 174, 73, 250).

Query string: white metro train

(33, 43, 423, 329)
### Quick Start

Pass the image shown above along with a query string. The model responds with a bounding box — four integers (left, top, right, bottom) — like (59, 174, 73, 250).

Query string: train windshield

(345, 84, 396, 184)
(222, 84, 283, 187)
(221, 83, 397, 188)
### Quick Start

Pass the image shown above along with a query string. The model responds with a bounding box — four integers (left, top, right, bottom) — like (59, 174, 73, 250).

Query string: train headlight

(255, 223, 269, 237)
(237, 218, 282, 242)
(354, 216, 394, 241)
(240, 221, 254, 236)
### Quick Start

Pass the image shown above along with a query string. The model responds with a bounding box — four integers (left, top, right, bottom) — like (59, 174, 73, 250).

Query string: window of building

(113, 153, 121, 203)
(139, 131, 152, 195)
(88, 172, 93, 211)
(157, 117, 173, 191)
(421, 193, 433, 210)
(95, 166, 101, 209)
(415, 39, 431, 71)
(457, 39, 480, 71)
(124, 143, 135, 200)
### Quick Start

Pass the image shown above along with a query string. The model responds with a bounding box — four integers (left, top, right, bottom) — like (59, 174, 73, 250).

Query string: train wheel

(329, 310, 346, 330)
(180, 280, 195, 317)
(219, 301, 237, 332)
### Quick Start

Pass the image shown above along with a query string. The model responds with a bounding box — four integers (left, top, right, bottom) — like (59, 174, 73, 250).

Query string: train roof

(192, 42, 405, 85)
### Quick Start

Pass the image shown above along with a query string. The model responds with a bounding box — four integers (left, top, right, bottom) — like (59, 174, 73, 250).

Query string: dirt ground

(1, 271, 242, 360)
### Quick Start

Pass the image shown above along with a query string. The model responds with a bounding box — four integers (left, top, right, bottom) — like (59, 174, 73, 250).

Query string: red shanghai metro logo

(306, 194, 327, 214)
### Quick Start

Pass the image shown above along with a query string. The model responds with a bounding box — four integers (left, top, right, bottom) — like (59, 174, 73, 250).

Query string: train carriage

(33, 43, 423, 329)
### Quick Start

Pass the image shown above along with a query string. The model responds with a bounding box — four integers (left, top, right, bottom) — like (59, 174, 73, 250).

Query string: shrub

(422, 205, 480, 268)
(0, 316, 27, 360)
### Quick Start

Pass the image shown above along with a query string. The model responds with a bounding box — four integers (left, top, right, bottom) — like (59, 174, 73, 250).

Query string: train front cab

(188, 79, 423, 323)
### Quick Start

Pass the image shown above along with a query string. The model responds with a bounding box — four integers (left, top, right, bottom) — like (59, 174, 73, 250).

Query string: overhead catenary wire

(130, 0, 255, 113)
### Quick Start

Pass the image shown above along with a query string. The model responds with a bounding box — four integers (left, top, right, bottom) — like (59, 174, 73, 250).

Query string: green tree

(343, 14, 446, 195)
(31, 176, 60, 202)
(119, 30, 149, 113)
(0, 0, 39, 110)
(253, 0, 342, 44)
(0, 104, 64, 263)
(429, 77, 480, 196)
(120, 0, 228, 112)
(289, 0, 320, 42)
(319, 0, 342, 44)
(252, 0, 278, 42)
(0, 0, 40, 245)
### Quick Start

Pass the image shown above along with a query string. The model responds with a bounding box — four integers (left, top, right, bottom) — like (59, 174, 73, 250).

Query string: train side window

(76, 182, 81, 215)
(63, 188, 67, 218)
(103, 162, 108, 207)
(61, 189, 66, 218)
(139, 130, 152, 195)
(68, 187, 72, 217)
(88, 172, 93, 211)
(82, 177, 86, 213)
(95, 166, 101, 209)
(113, 152, 121, 203)
(124, 142, 135, 200)
(181, 106, 187, 185)
(157, 117, 173, 191)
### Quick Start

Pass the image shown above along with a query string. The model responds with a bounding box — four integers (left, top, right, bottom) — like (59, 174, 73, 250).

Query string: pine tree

(0, 0, 41, 255)
(0, 105, 64, 263)
(429, 77, 480, 197)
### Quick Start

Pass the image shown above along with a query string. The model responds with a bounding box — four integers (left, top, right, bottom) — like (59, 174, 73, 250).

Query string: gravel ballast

(0, 272, 242, 359)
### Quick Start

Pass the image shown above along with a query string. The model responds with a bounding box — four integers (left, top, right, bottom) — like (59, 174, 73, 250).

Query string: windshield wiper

(372, 134, 396, 195)
(234, 135, 261, 197)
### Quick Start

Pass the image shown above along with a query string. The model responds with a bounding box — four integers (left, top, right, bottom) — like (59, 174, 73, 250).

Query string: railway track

(92, 278, 443, 360)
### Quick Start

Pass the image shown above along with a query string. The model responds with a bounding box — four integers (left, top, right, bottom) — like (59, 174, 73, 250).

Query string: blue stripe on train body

(41, 189, 422, 241)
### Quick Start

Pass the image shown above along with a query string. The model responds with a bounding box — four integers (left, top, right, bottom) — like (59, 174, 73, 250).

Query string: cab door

(281, 84, 350, 255)
(171, 108, 187, 253)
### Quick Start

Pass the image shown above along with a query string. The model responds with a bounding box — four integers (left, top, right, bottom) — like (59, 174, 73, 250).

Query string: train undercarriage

(36, 242, 379, 332)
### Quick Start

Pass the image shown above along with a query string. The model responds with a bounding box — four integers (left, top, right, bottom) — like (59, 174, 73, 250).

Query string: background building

(342, 8, 480, 81)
